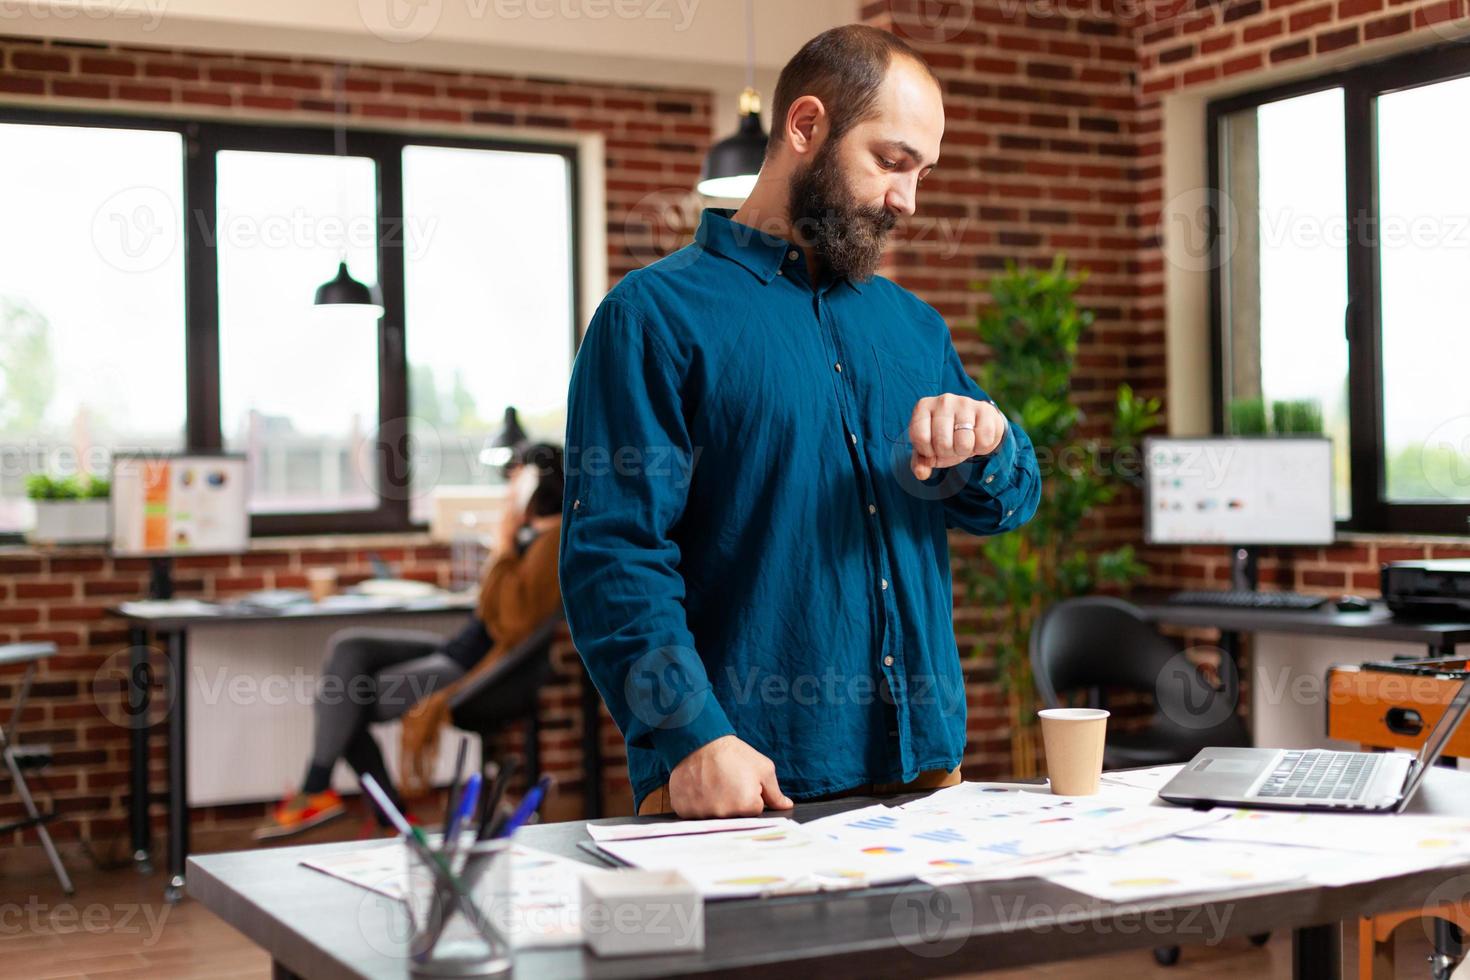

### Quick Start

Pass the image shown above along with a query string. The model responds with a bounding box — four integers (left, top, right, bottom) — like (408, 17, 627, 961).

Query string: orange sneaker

(253, 789, 346, 840)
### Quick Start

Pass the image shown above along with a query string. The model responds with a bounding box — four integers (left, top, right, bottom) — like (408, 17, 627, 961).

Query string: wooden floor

(4, 858, 1459, 979)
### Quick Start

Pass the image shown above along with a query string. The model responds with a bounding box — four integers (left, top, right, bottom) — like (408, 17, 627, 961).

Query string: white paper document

(586, 817, 790, 842)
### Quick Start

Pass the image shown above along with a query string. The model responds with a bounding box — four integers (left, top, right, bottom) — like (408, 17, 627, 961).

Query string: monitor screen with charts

(110, 453, 250, 557)
(1144, 436, 1335, 546)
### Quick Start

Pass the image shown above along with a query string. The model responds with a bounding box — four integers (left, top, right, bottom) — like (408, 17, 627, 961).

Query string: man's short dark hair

(767, 24, 938, 157)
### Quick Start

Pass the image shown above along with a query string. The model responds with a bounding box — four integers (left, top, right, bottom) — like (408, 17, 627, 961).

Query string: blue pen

(443, 772, 481, 857)
(494, 775, 554, 839)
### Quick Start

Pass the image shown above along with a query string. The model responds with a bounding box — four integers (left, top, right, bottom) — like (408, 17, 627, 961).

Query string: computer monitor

(1143, 436, 1335, 547)
(110, 452, 250, 558)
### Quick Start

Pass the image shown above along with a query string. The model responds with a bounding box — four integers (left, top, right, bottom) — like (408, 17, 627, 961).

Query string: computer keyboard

(1167, 589, 1328, 611)
(1253, 750, 1381, 801)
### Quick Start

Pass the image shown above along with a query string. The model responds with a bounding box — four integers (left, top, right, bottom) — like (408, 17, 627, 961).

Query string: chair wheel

(1249, 932, 1270, 946)
(1152, 945, 1181, 966)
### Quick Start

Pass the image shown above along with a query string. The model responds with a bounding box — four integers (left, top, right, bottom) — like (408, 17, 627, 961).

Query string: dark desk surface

(111, 593, 475, 630)
(189, 769, 1470, 980)
(1133, 593, 1470, 647)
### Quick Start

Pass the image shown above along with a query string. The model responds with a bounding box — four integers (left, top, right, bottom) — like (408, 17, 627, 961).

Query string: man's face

(787, 56, 944, 282)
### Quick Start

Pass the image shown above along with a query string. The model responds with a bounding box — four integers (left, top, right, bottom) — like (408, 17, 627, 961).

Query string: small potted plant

(26, 473, 111, 545)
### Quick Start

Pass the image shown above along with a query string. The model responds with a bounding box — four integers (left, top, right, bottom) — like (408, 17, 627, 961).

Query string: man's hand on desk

(908, 394, 1007, 480)
(668, 734, 794, 818)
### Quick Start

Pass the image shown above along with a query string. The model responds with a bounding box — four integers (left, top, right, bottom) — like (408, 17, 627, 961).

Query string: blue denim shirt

(560, 208, 1041, 809)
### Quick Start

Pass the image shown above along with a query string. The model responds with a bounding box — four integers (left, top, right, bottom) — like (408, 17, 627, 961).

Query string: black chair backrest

(449, 614, 562, 729)
(1030, 596, 1195, 708)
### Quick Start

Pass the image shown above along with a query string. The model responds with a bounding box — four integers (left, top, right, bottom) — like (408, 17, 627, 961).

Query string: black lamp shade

(480, 406, 531, 475)
(314, 260, 383, 314)
(698, 110, 768, 199)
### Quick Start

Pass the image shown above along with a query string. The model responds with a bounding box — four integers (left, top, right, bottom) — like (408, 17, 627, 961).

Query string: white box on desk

(579, 869, 704, 957)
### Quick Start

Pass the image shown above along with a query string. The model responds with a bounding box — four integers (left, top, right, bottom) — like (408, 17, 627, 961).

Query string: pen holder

(405, 837, 513, 978)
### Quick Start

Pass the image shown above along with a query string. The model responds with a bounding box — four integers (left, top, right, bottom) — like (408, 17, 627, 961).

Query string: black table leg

(165, 628, 189, 903)
(128, 625, 153, 873)
(580, 666, 603, 819)
(1292, 922, 1341, 979)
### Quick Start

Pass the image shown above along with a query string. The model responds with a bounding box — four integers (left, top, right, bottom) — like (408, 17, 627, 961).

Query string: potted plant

(963, 257, 1161, 778)
(26, 473, 111, 545)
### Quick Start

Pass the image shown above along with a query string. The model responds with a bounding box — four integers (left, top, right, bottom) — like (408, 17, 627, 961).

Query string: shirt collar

(694, 208, 865, 294)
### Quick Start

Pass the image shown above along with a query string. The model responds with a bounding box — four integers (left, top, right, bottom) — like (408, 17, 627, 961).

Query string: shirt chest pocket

(869, 342, 939, 444)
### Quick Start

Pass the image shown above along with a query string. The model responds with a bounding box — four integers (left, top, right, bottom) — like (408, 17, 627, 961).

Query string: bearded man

(561, 24, 1042, 818)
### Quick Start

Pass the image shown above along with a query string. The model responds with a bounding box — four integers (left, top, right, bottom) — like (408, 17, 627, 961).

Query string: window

(0, 122, 186, 533)
(0, 109, 579, 537)
(216, 150, 381, 515)
(401, 145, 575, 523)
(1209, 46, 1470, 535)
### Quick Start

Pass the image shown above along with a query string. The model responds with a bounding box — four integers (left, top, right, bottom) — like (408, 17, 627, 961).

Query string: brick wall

(0, 34, 707, 853)
(4, 5, 1470, 856)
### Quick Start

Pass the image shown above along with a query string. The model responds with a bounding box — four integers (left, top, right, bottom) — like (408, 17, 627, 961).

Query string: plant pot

(28, 499, 110, 545)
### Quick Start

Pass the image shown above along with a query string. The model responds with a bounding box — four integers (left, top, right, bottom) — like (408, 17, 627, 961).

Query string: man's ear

(784, 94, 826, 156)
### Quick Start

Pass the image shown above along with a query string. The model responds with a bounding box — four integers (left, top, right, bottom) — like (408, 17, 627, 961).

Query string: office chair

(1030, 595, 1260, 966)
(449, 614, 562, 784)
(1031, 595, 1252, 768)
(0, 642, 75, 894)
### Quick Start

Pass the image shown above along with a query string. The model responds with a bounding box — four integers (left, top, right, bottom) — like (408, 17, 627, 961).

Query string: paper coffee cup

(1038, 707, 1109, 796)
(306, 567, 338, 603)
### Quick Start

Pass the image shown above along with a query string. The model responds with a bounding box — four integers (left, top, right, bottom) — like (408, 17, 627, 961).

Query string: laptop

(1159, 674, 1470, 813)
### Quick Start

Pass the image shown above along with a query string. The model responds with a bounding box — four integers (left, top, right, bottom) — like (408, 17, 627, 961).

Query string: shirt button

(868, 504, 876, 515)
(787, 250, 798, 261)
(776, 269, 784, 276)
(881, 578, 889, 591)
(985, 474, 994, 484)
(834, 362, 842, 372)
(1006, 509, 1014, 517)
(573, 499, 580, 510)
(849, 432, 857, 445)
(883, 655, 894, 667)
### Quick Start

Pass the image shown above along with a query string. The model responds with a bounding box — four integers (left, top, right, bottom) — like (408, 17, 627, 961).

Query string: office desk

(1133, 595, 1470, 750)
(117, 595, 606, 903)
(187, 767, 1470, 980)
(1133, 596, 1470, 658)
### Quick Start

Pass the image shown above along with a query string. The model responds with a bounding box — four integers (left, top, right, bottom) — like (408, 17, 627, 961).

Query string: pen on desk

(474, 759, 500, 832)
(477, 757, 519, 840)
(443, 772, 481, 864)
(444, 736, 469, 833)
(493, 774, 554, 839)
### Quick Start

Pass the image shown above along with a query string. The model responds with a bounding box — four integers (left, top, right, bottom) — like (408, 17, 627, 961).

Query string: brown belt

(636, 765, 963, 816)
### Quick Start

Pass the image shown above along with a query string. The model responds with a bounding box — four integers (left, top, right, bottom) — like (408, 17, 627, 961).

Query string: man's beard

(786, 140, 897, 283)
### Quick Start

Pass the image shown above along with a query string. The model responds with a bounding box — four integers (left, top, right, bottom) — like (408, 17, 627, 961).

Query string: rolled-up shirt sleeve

(559, 298, 735, 775)
(932, 339, 1042, 535)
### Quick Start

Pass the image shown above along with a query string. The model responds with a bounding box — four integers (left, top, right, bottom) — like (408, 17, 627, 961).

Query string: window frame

(1206, 41, 1470, 536)
(0, 106, 581, 538)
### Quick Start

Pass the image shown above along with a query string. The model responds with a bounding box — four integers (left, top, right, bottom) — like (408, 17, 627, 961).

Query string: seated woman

(255, 443, 564, 839)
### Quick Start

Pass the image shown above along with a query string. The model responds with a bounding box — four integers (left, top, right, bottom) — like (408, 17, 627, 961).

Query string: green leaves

(25, 473, 110, 500)
(962, 257, 1155, 700)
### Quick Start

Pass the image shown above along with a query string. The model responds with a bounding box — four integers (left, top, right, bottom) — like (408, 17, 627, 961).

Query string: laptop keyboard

(1253, 750, 1382, 802)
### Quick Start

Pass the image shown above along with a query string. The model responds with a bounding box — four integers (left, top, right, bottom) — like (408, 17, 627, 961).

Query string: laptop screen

(1396, 675, 1470, 810)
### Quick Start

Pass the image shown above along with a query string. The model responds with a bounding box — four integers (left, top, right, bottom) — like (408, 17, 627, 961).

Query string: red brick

(11, 50, 70, 72)
(79, 55, 135, 78)
(1316, 25, 1361, 51)
(1243, 17, 1287, 40)
(1289, 3, 1335, 31)
(0, 75, 43, 95)
(1364, 11, 1412, 36)
(117, 84, 172, 103)
(1337, 0, 1383, 16)
(1223, 52, 1266, 75)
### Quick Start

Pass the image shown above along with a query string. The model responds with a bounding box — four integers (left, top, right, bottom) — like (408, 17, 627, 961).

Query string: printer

(1382, 560, 1470, 617)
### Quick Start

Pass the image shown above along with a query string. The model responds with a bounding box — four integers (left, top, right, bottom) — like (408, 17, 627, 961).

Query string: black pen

(476, 756, 520, 840)
(443, 736, 469, 838)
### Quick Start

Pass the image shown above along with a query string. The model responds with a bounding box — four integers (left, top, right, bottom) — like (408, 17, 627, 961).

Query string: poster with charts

(110, 454, 249, 555)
